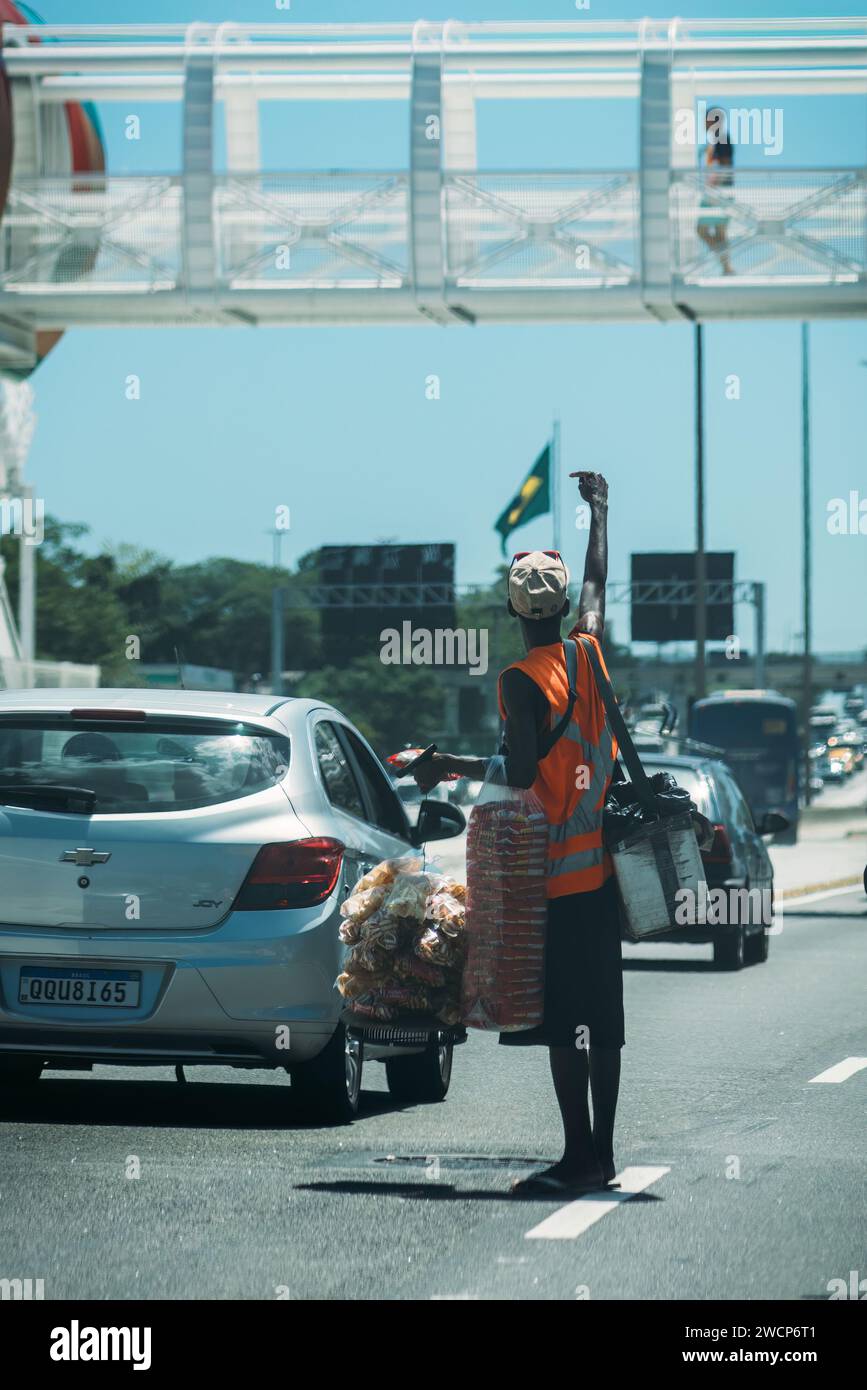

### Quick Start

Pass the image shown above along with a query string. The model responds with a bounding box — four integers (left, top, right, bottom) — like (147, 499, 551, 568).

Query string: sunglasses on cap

(509, 550, 564, 567)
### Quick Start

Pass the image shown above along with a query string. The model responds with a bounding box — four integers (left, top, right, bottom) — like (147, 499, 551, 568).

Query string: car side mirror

(410, 798, 466, 846)
(758, 811, 789, 836)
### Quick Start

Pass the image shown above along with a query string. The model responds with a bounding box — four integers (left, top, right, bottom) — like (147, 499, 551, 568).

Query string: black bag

(604, 768, 700, 844)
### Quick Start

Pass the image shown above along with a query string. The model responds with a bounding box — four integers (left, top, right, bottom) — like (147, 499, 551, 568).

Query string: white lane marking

(524, 1165, 670, 1241)
(783, 883, 864, 908)
(808, 1057, 867, 1084)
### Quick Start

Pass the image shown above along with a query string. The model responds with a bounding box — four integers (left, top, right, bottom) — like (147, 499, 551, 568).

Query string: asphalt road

(1, 879, 864, 1301)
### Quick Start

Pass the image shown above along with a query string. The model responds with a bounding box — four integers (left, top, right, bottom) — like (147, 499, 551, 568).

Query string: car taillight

(703, 823, 733, 865)
(233, 838, 345, 911)
(70, 708, 146, 721)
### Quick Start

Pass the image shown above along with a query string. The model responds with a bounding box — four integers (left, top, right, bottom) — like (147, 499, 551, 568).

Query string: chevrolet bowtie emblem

(60, 848, 112, 866)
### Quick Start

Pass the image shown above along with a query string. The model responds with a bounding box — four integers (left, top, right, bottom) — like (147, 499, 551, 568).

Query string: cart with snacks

(337, 857, 469, 1050)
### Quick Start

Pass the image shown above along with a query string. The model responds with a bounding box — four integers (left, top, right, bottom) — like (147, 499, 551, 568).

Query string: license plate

(18, 967, 141, 1009)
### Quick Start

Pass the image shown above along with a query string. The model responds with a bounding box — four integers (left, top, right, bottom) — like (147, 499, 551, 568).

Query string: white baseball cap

(508, 549, 571, 620)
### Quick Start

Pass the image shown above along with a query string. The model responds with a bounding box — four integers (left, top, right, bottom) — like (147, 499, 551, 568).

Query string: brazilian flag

(494, 444, 551, 555)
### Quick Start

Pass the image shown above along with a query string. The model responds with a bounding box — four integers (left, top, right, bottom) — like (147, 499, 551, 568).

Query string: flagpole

(552, 413, 561, 553)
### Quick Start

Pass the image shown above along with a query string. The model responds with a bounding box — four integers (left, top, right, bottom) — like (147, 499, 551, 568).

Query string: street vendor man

(412, 472, 623, 1196)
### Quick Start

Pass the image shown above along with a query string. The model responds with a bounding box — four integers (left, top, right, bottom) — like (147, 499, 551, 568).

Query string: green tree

(295, 654, 445, 758)
(146, 558, 320, 678)
(2, 522, 324, 687)
(2, 519, 132, 679)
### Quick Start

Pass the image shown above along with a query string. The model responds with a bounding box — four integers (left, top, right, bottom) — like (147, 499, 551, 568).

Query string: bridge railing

(443, 172, 638, 289)
(671, 168, 867, 285)
(0, 166, 864, 308)
(216, 173, 409, 290)
(0, 175, 183, 295)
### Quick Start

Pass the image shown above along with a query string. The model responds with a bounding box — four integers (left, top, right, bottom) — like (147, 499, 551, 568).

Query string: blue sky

(26, 0, 867, 655)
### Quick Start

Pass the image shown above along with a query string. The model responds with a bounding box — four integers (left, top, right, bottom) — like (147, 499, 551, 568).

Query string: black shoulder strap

(576, 635, 657, 816)
(536, 639, 579, 759)
(499, 640, 579, 760)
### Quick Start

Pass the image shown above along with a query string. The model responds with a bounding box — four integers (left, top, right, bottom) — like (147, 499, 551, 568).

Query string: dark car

(632, 753, 785, 970)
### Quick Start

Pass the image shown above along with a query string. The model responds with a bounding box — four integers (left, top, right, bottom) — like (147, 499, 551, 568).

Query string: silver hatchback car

(0, 689, 465, 1121)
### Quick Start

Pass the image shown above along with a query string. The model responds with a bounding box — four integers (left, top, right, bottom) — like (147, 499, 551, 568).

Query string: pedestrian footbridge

(0, 17, 866, 355)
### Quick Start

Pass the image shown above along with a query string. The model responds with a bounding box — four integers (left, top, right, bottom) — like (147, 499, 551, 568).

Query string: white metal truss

(282, 582, 455, 608)
(182, 24, 217, 310)
(409, 20, 447, 323)
(639, 19, 678, 320)
(0, 18, 866, 331)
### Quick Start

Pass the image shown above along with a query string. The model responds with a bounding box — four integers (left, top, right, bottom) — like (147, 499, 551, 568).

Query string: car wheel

(745, 929, 769, 964)
(289, 1023, 362, 1124)
(713, 926, 745, 971)
(385, 1042, 453, 1104)
(0, 1056, 43, 1086)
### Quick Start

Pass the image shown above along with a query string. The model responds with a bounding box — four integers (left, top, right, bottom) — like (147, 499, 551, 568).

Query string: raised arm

(571, 471, 608, 640)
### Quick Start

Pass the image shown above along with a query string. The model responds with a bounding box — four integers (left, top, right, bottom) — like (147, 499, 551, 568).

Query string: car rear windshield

(0, 718, 290, 814)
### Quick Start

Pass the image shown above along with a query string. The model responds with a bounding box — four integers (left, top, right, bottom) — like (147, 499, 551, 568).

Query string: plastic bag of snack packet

(386, 872, 434, 921)
(339, 883, 389, 927)
(338, 854, 468, 1022)
(346, 940, 393, 975)
(425, 889, 465, 934)
(393, 953, 446, 988)
(461, 754, 548, 1032)
(354, 857, 421, 896)
(416, 925, 461, 967)
(438, 877, 467, 903)
(359, 919, 401, 953)
(349, 994, 396, 1022)
(336, 970, 392, 1002)
(374, 980, 434, 1012)
(338, 917, 362, 946)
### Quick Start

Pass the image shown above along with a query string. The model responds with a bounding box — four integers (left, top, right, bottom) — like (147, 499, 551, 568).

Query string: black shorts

(498, 874, 625, 1050)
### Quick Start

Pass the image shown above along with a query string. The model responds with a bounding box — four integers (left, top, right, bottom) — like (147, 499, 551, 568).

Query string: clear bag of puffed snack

(336, 854, 467, 1026)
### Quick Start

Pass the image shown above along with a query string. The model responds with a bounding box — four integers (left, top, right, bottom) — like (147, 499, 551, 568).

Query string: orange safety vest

(497, 631, 618, 898)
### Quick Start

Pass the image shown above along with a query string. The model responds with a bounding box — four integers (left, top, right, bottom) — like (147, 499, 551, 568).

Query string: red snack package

(461, 760, 548, 1032)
